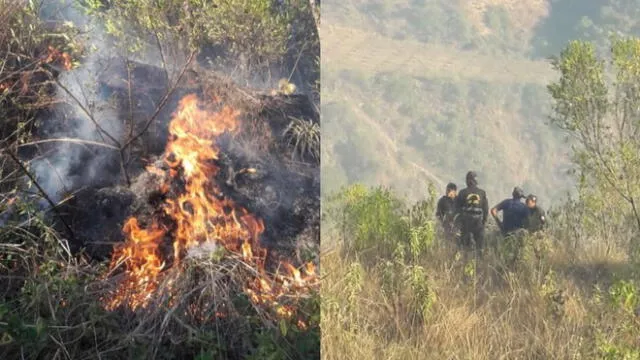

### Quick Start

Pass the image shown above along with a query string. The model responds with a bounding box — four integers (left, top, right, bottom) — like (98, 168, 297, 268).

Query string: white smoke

(30, 0, 154, 203)
(27, 0, 317, 206)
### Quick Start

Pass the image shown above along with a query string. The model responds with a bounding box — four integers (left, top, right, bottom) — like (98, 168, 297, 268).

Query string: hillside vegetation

(322, 0, 640, 203)
(322, 39, 640, 358)
(322, 184, 640, 359)
(322, 1, 640, 359)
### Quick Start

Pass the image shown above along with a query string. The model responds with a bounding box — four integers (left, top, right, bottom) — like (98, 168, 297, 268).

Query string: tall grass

(321, 184, 640, 360)
(0, 197, 320, 359)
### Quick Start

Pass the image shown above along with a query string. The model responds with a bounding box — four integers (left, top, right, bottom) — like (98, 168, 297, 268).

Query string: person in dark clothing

(524, 194, 546, 233)
(455, 171, 489, 255)
(490, 187, 528, 235)
(436, 183, 458, 239)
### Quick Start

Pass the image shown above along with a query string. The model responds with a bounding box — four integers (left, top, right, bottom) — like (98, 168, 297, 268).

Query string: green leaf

(279, 319, 288, 337)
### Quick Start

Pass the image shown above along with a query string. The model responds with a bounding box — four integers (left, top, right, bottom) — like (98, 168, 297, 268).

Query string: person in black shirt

(524, 194, 546, 233)
(436, 183, 458, 239)
(455, 171, 489, 256)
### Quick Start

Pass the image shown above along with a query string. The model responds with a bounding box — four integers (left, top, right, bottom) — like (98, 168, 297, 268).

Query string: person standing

(490, 187, 528, 235)
(524, 194, 546, 233)
(436, 183, 458, 240)
(455, 171, 489, 256)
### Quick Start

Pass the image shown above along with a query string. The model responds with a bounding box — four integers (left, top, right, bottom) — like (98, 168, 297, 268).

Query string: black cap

(513, 187, 525, 199)
(446, 182, 457, 191)
(526, 194, 537, 202)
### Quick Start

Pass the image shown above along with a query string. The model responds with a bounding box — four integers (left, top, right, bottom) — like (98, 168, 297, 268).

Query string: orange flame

(43, 46, 72, 71)
(104, 94, 317, 324)
(0, 82, 11, 92)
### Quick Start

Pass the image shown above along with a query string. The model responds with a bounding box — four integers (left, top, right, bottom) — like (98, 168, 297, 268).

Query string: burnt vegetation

(0, 1, 320, 359)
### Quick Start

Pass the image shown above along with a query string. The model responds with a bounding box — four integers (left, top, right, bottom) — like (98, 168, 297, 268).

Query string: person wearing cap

(455, 171, 489, 254)
(436, 182, 458, 239)
(524, 194, 546, 233)
(490, 186, 528, 235)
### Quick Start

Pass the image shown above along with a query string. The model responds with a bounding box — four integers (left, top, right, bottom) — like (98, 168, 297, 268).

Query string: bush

(322, 183, 640, 359)
(327, 185, 409, 256)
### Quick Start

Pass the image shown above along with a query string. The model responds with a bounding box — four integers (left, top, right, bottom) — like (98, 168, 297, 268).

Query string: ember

(103, 94, 317, 323)
(43, 45, 72, 71)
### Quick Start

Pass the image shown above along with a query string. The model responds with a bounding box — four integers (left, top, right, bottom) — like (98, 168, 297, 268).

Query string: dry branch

(3, 149, 75, 241)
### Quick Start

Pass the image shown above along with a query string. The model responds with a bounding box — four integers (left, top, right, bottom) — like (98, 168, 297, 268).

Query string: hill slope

(321, 16, 572, 204)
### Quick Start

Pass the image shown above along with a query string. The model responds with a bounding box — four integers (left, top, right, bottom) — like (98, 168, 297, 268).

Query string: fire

(105, 218, 166, 310)
(43, 46, 72, 71)
(104, 94, 317, 325)
(0, 82, 11, 92)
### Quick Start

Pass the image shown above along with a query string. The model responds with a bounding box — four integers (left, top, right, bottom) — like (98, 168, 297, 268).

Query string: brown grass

(321, 24, 557, 85)
(321, 233, 637, 359)
(463, 0, 550, 36)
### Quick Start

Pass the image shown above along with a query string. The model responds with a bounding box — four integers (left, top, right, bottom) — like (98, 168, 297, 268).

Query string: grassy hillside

(322, 186, 640, 359)
(321, 0, 640, 204)
(321, 2, 640, 359)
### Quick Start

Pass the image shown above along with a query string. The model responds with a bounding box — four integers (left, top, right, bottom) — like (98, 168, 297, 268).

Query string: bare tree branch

(54, 77, 122, 147)
(17, 138, 120, 150)
(123, 50, 196, 149)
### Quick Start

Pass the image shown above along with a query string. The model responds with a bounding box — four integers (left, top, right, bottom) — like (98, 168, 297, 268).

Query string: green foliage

(282, 116, 320, 163)
(609, 279, 638, 314)
(402, 264, 437, 319)
(81, 0, 317, 71)
(328, 185, 409, 254)
(345, 262, 364, 312)
(548, 37, 640, 247)
(593, 279, 640, 360)
(598, 343, 640, 360)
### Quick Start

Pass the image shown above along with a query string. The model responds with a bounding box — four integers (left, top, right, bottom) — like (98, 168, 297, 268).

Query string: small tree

(548, 38, 640, 237)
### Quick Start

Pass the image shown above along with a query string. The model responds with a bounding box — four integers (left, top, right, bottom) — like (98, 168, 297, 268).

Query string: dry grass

(0, 212, 320, 359)
(320, 24, 556, 85)
(463, 0, 550, 36)
(321, 231, 639, 360)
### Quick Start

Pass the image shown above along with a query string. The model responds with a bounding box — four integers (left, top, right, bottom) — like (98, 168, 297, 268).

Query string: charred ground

(53, 61, 320, 270)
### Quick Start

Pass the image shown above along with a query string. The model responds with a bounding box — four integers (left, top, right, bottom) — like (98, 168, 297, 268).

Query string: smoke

(26, 0, 318, 209)
(30, 0, 189, 203)
(24, 1, 122, 203)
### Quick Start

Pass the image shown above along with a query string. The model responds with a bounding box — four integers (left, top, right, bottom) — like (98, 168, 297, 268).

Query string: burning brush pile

(28, 64, 323, 355)
(1, 3, 319, 358)
(96, 92, 318, 328)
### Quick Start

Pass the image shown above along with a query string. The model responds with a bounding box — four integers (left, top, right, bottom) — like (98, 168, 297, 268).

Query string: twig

(3, 149, 75, 241)
(53, 78, 121, 147)
(17, 138, 119, 150)
(153, 30, 170, 84)
(125, 58, 134, 167)
(123, 50, 196, 149)
(287, 41, 307, 84)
